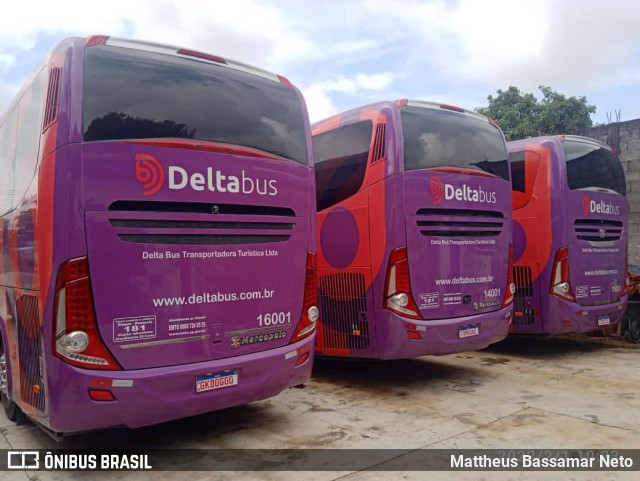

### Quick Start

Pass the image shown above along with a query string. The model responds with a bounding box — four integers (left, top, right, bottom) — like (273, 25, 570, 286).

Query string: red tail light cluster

(384, 246, 421, 319)
(291, 252, 319, 342)
(550, 247, 576, 302)
(53, 257, 120, 370)
(502, 244, 515, 307)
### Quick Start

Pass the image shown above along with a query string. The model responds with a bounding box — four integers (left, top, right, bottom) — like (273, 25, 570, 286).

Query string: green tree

(476, 86, 596, 141)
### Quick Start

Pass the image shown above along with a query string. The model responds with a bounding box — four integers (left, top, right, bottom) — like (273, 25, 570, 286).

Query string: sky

(1, 0, 640, 124)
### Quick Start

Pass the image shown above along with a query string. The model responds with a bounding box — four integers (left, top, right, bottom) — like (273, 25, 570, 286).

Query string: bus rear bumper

(547, 294, 627, 334)
(375, 306, 512, 360)
(42, 335, 314, 435)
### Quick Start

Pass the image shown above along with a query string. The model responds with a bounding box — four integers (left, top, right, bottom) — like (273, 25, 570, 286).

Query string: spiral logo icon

(430, 176, 445, 205)
(581, 194, 590, 216)
(134, 153, 165, 196)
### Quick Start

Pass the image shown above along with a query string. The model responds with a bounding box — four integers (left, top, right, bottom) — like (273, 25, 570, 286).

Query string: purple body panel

(82, 142, 311, 370)
(508, 137, 628, 334)
(1, 37, 317, 434)
(377, 168, 512, 359)
(403, 171, 513, 320)
(46, 337, 313, 434)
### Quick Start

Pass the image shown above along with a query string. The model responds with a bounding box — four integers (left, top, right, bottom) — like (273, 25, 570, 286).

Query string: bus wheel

(627, 317, 640, 343)
(0, 337, 28, 424)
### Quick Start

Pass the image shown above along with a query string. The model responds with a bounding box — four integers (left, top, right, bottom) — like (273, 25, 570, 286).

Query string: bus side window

(509, 149, 540, 210)
(313, 120, 373, 211)
(14, 69, 46, 208)
(0, 107, 18, 215)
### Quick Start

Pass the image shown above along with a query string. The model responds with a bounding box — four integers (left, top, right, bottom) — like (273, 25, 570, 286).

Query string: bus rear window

(83, 45, 308, 165)
(564, 140, 626, 195)
(401, 106, 509, 181)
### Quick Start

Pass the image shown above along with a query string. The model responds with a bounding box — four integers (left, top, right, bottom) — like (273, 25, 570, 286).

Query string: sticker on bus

(458, 324, 479, 339)
(196, 370, 239, 393)
(419, 292, 440, 309)
(596, 315, 610, 326)
(113, 315, 157, 343)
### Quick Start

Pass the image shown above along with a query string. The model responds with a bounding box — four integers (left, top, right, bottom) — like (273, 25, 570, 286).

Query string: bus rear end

(377, 101, 513, 359)
(549, 136, 628, 333)
(44, 37, 316, 434)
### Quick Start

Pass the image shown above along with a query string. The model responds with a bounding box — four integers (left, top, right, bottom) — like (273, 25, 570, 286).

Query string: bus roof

(92, 36, 291, 86)
(311, 99, 496, 131)
(508, 135, 614, 152)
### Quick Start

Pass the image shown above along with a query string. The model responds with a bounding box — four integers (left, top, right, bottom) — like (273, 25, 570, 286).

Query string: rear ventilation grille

(109, 219, 294, 230)
(15, 294, 46, 412)
(416, 209, 504, 218)
(513, 266, 535, 326)
(117, 234, 289, 245)
(370, 123, 386, 163)
(42, 67, 61, 131)
(574, 219, 623, 242)
(319, 273, 369, 350)
(416, 209, 504, 238)
(109, 201, 295, 217)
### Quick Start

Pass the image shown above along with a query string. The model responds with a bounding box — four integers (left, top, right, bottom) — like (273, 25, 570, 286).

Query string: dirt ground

(1, 335, 639, 480)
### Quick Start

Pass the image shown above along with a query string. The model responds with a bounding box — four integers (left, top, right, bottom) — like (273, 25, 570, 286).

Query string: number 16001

(257, 311, 291, 327)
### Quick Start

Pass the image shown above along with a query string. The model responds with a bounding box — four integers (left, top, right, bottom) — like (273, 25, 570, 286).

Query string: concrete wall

(576, 119, 640, 265)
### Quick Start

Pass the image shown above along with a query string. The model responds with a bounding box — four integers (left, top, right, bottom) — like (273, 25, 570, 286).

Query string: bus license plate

(459, 324, 479, 338)
(597, 315, 610, 326)
(196, 370, 238, 393)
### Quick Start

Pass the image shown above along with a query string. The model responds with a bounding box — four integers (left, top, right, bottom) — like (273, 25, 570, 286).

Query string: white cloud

(300, 84, 340, 123)
(300, 72, 395, 121)
(0, 53, 16, 73)
(0, 0, 313, 71)
(2, 1, 640, 119)
(355, 73, 393, 91)
(362, 0, 640, 93)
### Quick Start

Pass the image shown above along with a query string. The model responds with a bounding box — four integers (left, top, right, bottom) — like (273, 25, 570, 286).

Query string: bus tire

(0, 336, 28, 425)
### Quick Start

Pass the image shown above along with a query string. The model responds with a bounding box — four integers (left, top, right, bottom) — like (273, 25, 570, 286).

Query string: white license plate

(458, 324, 479, 338)
(196, 370, 238, 393)
(597, 315, 610, 326)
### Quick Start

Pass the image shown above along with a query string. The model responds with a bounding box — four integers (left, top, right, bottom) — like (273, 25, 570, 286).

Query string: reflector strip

(90, 379, 134, 388)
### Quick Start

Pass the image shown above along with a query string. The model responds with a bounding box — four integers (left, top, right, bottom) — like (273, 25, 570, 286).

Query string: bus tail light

(440, 104, 465, 113)
(550, 247, 576, 302)
(177, 48, 227, 64)
(502, 244, 515, 307)
(53, 257, 121, 370)
(85, 35, 109, 47)
(277, 75, 293, 87)
(384, 246, 421, 320)
(291, 252, 318, 342)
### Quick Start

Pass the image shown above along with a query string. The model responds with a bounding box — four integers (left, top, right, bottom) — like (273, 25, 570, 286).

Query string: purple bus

(312, 100, 513, 359)
(0, 36, 317, 436)
(508, 135, 628, 334)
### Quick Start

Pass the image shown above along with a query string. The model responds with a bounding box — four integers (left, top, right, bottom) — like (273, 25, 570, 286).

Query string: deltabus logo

(134, 154, 278, 197)
(581, 194, 620, 216)
(135, 154, 165, 196)
(430, 176, 445, 204)
(429, 175, 497, 205)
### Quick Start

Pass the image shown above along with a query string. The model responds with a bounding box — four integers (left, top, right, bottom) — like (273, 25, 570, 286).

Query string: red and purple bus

(508, 135, 628, 334)
(312, 100, 513, 359)
(0, 36, 317, 436)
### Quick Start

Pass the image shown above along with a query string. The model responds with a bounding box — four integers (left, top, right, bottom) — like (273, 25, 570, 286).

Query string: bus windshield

(401, 106, 509, 181)
(83, 45, 308, 164)
(564, 139, 626, 195)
